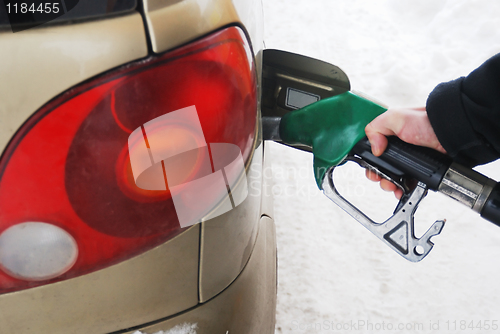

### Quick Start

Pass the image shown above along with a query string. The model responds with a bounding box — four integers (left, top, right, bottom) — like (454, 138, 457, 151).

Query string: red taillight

(0, 26, 257, 293)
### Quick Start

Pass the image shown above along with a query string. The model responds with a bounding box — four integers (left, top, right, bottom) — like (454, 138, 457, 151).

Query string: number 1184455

(6, 2, 60, 14)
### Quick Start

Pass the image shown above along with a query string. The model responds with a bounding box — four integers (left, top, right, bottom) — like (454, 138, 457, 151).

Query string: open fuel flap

(261, 49, 350, 151)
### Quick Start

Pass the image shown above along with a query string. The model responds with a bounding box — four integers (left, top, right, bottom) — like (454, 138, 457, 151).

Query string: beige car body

(0, 0, 276, 333)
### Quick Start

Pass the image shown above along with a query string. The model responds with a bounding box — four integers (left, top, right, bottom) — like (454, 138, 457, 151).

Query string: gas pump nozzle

(262, 49, 500, 262)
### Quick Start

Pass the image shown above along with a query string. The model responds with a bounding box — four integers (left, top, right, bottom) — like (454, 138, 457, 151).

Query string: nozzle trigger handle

(352, 136, 453, 192)
(322, 164, 445, 262)
(321, 136, 453, 262)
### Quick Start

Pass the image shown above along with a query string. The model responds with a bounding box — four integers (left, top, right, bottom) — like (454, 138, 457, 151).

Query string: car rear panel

(142, 0, 263, 54)
(199, 142, 262, 302)
(0, 0, 274, 332)
(121, 215, 276, 334)
(0, 226, 200, 333)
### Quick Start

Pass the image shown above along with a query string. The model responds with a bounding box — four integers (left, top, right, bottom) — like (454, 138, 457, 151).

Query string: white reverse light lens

(0, 222, 78, 281)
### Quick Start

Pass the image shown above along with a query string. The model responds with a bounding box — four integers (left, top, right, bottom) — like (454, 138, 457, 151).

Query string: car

(0, 0, 278, 333)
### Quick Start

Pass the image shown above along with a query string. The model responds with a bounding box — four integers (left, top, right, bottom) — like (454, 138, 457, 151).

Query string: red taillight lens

(0, 26, 256, 293)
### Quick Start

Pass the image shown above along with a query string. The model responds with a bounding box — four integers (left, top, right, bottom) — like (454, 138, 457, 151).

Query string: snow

(132, 323, 198, 334)
(262, 0, 500, 333)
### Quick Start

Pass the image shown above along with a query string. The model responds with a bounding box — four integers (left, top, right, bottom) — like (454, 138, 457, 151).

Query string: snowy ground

(132, 323, 197, 334)
(262, 1, 500, 333)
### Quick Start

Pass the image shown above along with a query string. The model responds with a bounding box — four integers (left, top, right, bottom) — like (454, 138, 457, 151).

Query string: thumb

(365, 131, 388, 156)
(365, 111, 401, 156)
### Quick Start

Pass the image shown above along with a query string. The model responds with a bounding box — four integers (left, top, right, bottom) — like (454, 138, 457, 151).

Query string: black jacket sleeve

(426, 53, 500, 167)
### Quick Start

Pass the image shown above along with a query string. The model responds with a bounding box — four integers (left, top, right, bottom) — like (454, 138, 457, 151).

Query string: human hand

(364, 107, 446, 199)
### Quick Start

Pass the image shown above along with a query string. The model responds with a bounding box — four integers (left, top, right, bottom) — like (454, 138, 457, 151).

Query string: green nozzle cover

(279, 91, 387, 188)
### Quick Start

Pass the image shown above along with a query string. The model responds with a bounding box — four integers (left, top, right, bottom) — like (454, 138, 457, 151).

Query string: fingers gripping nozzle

(322, 166, 445, 262)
